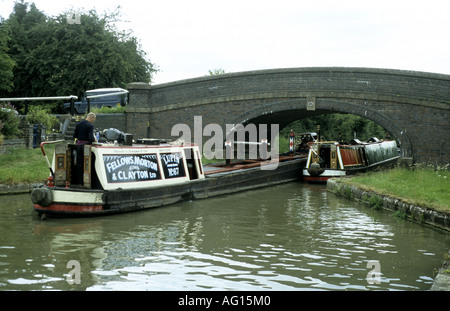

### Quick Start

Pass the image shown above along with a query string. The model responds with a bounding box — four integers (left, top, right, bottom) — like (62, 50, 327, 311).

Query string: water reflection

(0, 183, 448, 291)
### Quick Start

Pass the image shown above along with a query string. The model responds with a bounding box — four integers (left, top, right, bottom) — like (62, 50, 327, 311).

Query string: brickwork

(0, 119, 34, 154)
(126, 67, 450, 165)
(0, 139, 26, 154)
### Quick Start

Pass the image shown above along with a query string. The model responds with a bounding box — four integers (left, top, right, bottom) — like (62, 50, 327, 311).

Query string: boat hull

(32, 158, 305, 217)
(302, 156, 399, 183)
(302, 169, 346, 183)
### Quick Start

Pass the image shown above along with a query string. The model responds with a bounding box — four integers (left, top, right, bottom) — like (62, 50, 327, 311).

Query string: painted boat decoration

(302, 137, 400, 183)
(31, 136, 306, 217)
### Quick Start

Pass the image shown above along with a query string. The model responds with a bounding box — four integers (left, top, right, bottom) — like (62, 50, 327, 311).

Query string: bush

(25, 106, 60, 133)
(91, 103, 126, 114)
(0, 102, 20, 139)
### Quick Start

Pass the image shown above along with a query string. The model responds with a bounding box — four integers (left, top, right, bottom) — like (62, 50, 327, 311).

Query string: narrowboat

(31, 135, 306, 217)
(302, 137, 400, 183)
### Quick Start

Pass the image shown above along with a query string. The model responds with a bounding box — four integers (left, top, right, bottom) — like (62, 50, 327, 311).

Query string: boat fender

(31, 188, 53, 207)
(307, 162, 325, 177)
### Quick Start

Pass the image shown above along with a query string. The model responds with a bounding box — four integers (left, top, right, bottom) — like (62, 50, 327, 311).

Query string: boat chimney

(317, 125, 321, 142)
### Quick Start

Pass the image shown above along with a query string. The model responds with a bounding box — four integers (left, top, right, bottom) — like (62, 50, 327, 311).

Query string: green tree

(281, 113, 388, 143)
(0, 19, 16, 93)
(1, 1, 46, 100)
(0, 102, 20, 138)
(2, 1, 156, 113)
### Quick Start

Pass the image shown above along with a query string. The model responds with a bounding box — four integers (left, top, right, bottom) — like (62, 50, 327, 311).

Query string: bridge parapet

(128, 67, 450, 111)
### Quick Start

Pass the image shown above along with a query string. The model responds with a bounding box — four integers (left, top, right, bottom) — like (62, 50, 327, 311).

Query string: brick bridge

(125, 67, 450, 165)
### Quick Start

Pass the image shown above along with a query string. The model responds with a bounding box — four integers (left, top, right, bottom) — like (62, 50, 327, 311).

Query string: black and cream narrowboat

(31, 136, 306, 217)
(302, 138, 400, 183)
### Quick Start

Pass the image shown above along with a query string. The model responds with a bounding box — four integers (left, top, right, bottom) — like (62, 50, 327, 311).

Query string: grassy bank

(343, 166, 450, 214)
(0, 146, 55, 185)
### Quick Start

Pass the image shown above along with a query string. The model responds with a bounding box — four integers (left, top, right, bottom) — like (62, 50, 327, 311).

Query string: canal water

(0, 182, 448, 291)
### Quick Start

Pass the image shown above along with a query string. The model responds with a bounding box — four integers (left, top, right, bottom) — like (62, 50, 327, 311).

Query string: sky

(1, 0, 450, 85)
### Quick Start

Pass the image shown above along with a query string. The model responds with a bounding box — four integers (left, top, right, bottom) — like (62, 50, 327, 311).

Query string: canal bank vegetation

(280, 113, 388, 144)
(341, 165, 450, 214)
(0, 145, 55, 185)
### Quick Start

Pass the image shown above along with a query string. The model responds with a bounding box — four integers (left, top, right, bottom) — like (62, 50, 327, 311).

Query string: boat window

(184, 148, 199, 180)
(196, 150, 203, 175)
(90, 153, 102, 189)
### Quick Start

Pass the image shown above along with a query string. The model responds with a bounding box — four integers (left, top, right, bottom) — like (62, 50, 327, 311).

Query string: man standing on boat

(73, 112, 98, 145)
(73, 112, 97, 185)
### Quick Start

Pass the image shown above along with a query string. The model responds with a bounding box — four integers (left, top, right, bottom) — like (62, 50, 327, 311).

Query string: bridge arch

(127, 67, 450, 165)
(228, 98, 413, 158)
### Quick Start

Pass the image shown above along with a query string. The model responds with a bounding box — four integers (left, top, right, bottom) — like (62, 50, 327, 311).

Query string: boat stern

(303, 141, 345, 183)
(31, 186, 106, 216)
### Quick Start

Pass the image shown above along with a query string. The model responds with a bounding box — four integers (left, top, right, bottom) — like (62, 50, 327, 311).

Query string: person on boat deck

(73, 112, 97, 184)
(73, 112, 98, 145)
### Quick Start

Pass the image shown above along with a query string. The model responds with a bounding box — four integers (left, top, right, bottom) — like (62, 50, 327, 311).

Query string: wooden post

(317, 125, 321, 142)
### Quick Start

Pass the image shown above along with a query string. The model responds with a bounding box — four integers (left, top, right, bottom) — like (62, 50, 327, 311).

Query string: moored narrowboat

(302, 137, 400, 183)
(31, 135, 306, 217)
